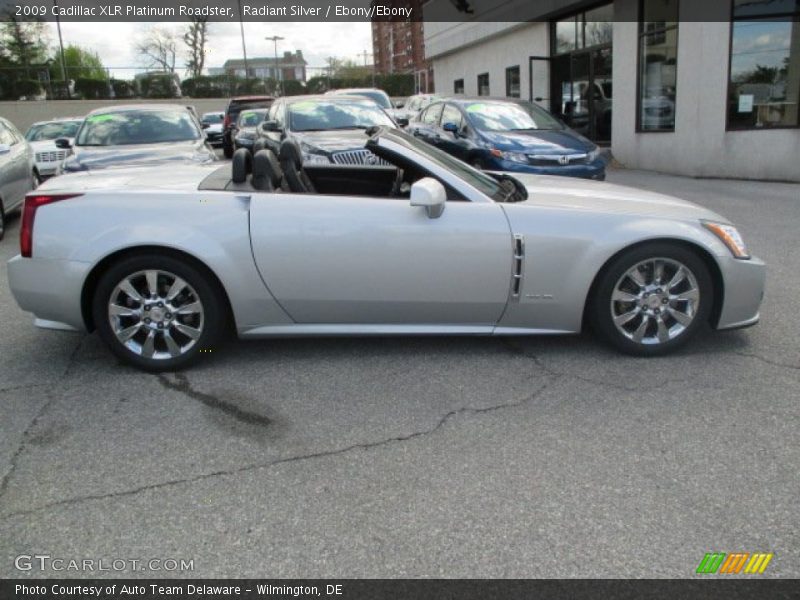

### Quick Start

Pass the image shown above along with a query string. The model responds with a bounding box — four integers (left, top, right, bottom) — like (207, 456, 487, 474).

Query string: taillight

(20, 194, 82, 258)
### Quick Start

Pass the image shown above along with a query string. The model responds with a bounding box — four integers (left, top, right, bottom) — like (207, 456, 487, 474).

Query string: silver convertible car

(8, 128, 765, 371)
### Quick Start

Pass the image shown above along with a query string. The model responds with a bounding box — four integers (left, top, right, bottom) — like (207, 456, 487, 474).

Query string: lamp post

(236, 0, 249, 80)
(265, 35, 284, 96)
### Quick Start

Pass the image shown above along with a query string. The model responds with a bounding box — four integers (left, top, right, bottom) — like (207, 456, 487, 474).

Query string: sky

(47, 21, 373, 79)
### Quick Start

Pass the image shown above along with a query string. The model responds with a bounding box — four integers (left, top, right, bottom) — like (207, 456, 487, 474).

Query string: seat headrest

(252, 149, 283, 190)
(231, 147, 252, 184)
(279, 139, 304, 169)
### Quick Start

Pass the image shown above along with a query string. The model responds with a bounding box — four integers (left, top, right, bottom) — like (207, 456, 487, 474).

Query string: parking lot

(0, 167, 798, 578)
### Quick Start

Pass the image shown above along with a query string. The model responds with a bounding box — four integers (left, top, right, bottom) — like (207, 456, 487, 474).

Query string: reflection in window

(506, 66, 520, 98)
(728, 14, 800, 129)
(454, 78, 464, 94)
(553, 5, 613, 55)
(638, 0, 678, 131)
(477, 73, 490, 96)
(555, 17, 578, 54)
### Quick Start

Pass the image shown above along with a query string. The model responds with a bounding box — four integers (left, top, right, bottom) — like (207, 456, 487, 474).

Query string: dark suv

(222, 96, 274, 158)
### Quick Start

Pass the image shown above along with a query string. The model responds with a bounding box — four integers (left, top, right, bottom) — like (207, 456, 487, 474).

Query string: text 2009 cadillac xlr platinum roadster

(8, 128, 765, 371)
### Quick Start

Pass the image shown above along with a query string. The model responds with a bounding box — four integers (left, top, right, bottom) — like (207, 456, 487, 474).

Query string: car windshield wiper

(325, 125, 370, 130)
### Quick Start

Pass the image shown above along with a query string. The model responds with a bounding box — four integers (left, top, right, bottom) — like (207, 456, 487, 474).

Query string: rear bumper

(7, 255, 90, 332)
(716, 255, 766, 330)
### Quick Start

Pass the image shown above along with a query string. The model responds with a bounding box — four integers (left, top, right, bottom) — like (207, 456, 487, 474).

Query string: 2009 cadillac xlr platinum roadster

(7, 127, 765, 371)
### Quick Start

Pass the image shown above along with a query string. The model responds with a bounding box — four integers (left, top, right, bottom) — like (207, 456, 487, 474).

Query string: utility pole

(236, 0, 249, 80)
(265, 35, 284, 96)
(53, 0, 70, 98)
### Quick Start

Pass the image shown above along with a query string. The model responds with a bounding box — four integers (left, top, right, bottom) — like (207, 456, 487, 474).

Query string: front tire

(590, 243, 713, 356)
(92, 254, 226, 371)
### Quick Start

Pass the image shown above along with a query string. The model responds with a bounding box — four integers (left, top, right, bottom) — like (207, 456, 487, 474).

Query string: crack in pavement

(0, 337, 85, 502)
(0, 376, 562, 521)
(732, 351, 800, 371)
(156, 373, 272, 427)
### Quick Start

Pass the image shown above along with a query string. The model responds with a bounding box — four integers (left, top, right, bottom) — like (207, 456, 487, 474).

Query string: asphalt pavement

(0, 167, 797, 578)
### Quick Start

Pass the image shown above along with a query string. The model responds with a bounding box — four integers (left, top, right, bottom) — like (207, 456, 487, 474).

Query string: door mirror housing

(410, 177, 446, 219)
(442, 121, 459, 135)
(55, 137, 72, 149)
(0, 143, 10, 155)
(261, 120, 280, 132)
(395, 116, 409, 128)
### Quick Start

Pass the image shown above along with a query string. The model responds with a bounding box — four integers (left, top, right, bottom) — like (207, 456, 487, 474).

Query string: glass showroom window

(478, 73, 490, 96)
(454, 79, 464, 94)
(728, 0, 800, 129)
(638, 0, 679, 131)
(506, 66, 521, 98)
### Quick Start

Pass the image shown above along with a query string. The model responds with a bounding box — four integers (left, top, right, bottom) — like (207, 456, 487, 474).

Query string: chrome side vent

(511, 234, 524, 298)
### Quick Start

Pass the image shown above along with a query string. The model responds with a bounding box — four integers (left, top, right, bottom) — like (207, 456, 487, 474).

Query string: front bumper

(484, 156, 607, 180)
(715, 255, 766, 330)
(35, 161, 61, 177)
(7, 255, 91, 332)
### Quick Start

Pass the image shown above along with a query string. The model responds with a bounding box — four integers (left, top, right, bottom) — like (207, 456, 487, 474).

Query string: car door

(248, 191, 513, 327)
(437, 104, 473, 162)
(0, 121, 28, 209)
(410, 103, 444, 145)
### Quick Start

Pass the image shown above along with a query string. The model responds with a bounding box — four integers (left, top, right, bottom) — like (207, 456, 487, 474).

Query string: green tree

(50, 45, 106, 81)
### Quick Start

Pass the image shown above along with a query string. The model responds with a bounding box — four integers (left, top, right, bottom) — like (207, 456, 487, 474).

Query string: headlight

(586, 148, 601, 162)
(702, 221, 750, 259)
(303, 152, 331, 165)
(500, 151, 528, 164)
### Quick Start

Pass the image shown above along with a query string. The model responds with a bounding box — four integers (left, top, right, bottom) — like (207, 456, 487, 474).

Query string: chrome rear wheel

(108, 270, 205, 360)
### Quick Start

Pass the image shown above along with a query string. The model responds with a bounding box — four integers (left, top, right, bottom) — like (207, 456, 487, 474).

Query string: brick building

(371, 1, 433, 93)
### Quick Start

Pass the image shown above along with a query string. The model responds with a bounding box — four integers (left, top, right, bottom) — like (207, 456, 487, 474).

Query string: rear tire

(92, 254, 226, 371)
(590, 243, 713, 356)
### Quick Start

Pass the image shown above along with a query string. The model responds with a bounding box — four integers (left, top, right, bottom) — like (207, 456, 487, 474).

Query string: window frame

(477, 73, 490, 97)
(725, 2, 800, 131)
(505, 65, 521, 98)
(635, 0, 680, 133)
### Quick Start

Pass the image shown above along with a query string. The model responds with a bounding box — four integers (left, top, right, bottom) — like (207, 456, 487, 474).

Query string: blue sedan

(407, 97, 607, 180)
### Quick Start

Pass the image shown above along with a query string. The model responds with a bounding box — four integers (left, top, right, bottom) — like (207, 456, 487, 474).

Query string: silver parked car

(24, 117, 83, 177)
(0, 117, 38, 241)
(7, 127, 765, 371)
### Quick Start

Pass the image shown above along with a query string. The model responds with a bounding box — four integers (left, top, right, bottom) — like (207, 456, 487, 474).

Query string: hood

(480, 129, 595, 155)
(509, 173, 728, 222)
(29, 139, 74, 152)
(64, 139, 215, 172)
(291, 130, 373, 155)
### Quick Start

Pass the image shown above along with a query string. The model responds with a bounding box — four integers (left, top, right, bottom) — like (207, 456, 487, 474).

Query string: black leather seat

(279, 139, 316, 193)
(251, 149, 286, 192)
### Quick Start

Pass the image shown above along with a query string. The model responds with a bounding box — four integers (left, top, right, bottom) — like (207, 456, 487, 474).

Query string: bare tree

(183, 17, 208, 79)
(136, 27, 178, 73)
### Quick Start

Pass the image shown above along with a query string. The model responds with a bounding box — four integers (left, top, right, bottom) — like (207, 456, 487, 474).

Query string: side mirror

(261, 120, 280, 132)
(55, 138, 72, 149)
(394, 100, 405, 108)
(410, 177, 446, 219)
(442, 122, 459, 135)
(0, 143, 10, 155)
(396, 116, 409, 128)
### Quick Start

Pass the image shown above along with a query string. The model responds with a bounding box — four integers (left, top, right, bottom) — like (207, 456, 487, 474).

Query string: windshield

(289, 99, 395, 132)
(76, 109, 201, 146)
(25, 120, 82, 141)
(202, 113, 224, 124)
(464, 101, 563, 131)
(347, 91, 392, 109)
(238, 109, 267, 127)
(381, 129, 505, 200)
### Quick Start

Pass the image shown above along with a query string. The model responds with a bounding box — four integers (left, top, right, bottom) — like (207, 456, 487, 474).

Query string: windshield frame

(25, 120, 83, 142)
(462, 100, 564, 132)
(75, 109, 202, 147)
(287, 99, 395, 132)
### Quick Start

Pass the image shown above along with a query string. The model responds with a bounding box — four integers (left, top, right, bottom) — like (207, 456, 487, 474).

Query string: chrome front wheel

(610, 258, 700, 345)
(591, 243, 713, 356)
